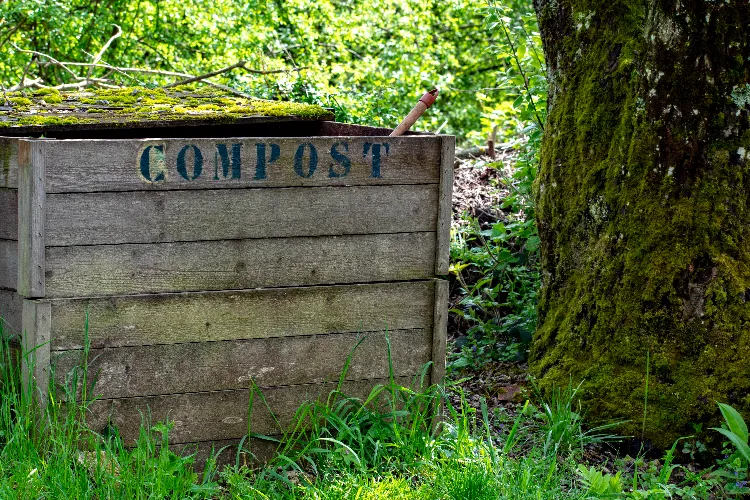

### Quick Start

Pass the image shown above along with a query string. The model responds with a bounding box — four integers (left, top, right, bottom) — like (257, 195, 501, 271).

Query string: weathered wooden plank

(17, 140, 46, 298)
(435, 136, 455, 275)
(54, 328, 432, 399)
(0, 289, 22, 337)
(45, 184, 438, 246)
(431, 280, 449, 386)
(169, 437, 280, 472)
(21, 300, 51, 404)
(42, 137, 442, 193)
(0, 138, 19, 189)
(0, 189, 17, 240)
(49, 281, 435, 350)
(0, 239, 17, 291)
(44, 232, 435, 298)
(87, 376, 419, 445)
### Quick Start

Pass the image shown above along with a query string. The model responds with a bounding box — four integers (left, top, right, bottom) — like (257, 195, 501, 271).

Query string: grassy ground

(1, 320, 748, 498)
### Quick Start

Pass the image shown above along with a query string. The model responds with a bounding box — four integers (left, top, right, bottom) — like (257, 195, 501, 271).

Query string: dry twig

(6, 25, 287, 98)
(163, 60, 307, 88)
(87, 25, 122, 79)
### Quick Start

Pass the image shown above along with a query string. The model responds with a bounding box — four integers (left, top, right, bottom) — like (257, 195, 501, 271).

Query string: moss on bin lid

(0, 86, 334, 132)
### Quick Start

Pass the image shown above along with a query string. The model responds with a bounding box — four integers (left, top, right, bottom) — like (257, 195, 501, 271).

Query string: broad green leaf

(718, 402, 749, 441)
(713, 427, 750, 463)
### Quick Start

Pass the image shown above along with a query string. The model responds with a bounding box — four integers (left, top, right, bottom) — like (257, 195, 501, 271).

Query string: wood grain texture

(0, 239, 17, 291)
(169, 437, 279, 472)
(43, 137, 441, 193)
(44, 232, 435, 298)
(54, 328, 432, 399)
(17, 140, 46, 298)
(435, 136, 455, 275)
(87, 376, 419, 445)
(431, 279, 449, 386)
(0, 189, 17, 240)
(45, 184, 438, 246)
(21, 300, 51, 404)
(0, 138, 19, 188)
(0, 289, 21, 337)
(48, 281, 435, 350)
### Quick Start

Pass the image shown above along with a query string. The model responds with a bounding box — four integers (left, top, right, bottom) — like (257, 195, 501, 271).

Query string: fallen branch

(8, 32, 283, 99)
(10, 42, 79, 79)
(39, 60, 255, 98)
(87, 24, 122, 79)
(163, 60, 307, 88)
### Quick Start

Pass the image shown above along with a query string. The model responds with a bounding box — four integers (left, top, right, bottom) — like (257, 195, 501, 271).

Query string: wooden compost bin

(0, 88, 453, 461)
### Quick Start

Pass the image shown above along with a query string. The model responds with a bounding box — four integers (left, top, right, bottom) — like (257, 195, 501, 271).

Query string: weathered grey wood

(45, 184, 438, 246)
(55, 328, 431, 399)
(435, 136, 455, 275)
(170, 436, 279, 472)
(17, 140, 46, 298)
(48, 281, 434, 350)
(0, 189, 17, 240)
(87, 376, 419, 445)
(0, 239, 17, 291)
(0, 289, 22, 336)
(42, 137, 441, 193)
(44, 232, 435, 298)
(0, 138, 19, 189)
(432, 280, 449, 386)
(21, 300, 51, 403)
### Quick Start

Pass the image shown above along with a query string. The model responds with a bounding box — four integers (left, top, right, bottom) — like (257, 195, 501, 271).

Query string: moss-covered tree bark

(531, 0, 750, 447)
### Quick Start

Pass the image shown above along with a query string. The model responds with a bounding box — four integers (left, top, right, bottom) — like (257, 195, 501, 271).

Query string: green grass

(0, 320, 747, 499)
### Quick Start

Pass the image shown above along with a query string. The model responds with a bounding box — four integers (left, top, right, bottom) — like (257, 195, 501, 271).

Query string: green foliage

(484, 0, 547, 139)
(5, 318, 750, 498)
(577, 465, 624, 497)
(450, 213, 540, 368)
(449, 0, 546, 370)
(0, 0, 515, 137)
(712, 403, 750, 465)
(528, 380, 624, 458)
(574, 405, 750, 499)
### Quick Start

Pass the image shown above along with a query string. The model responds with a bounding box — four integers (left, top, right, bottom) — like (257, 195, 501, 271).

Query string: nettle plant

(449, 0, 546, 370)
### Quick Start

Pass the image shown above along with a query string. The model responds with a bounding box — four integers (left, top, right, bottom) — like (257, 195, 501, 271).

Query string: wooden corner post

(432, 279, 448, 386)
(435, 135, 454, 276)
(21, 299, 51, 405)
(18, 140, 46, 298)
(432, 135, 454, 386)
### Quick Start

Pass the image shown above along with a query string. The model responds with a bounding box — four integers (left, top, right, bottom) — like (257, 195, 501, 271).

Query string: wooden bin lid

(0, 86, 334, 136)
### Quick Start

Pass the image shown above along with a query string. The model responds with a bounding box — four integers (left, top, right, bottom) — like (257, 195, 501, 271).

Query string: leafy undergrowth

(1, 329, 749, 499)
(448, 140, 540, 371)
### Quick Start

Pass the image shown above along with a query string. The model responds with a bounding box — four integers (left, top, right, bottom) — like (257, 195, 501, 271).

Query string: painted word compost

(138, 141, 390, 183)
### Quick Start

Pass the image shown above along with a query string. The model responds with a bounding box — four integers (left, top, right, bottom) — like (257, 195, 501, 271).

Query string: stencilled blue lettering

(214, 143, 242, 180)
(138, 144, 167, 183)
(363, 142, 389, 178)
(328, 142, 351, 178)
(255, 143, 281, 180)
(294, 143, 318, 178)
(136, 141, 395, 183)
(177, 144, 203, 181)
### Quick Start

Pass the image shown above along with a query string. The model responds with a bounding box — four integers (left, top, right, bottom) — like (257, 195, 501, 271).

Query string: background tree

(531, 0, 750, 447)
(0, 0, 520, 140)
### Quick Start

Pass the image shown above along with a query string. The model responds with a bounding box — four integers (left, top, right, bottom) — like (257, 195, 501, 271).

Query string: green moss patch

(0, 86, 333, 130)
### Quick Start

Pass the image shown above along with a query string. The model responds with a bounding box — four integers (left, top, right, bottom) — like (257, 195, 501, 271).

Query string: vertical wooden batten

(17, 140, 46, 298)
(431, 279, 448, 386)
(21, 299, 51, 404)
(435, 135, 455, 276)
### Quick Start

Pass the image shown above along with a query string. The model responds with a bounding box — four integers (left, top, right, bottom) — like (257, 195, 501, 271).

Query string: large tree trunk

(531, 0, 750, 448)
